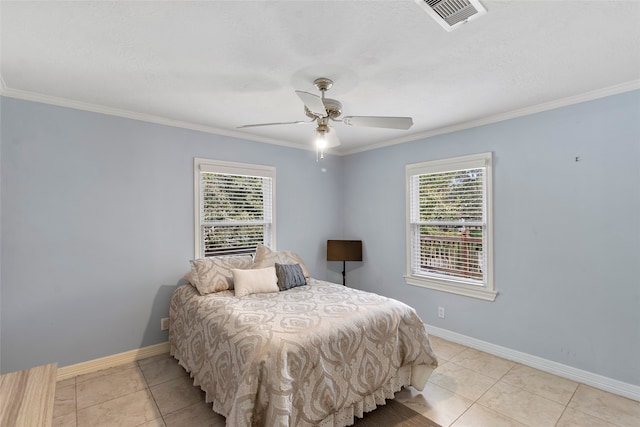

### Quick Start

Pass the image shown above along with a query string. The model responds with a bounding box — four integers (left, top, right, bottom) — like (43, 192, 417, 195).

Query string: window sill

(404, 275, 497, 301)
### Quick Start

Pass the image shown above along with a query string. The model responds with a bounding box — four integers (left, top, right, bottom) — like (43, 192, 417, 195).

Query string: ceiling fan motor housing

(323, 99, 342, 119)
(304, 98, 342, 119)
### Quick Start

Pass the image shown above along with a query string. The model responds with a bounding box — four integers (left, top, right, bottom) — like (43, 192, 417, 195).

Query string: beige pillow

(183, 270, 194, 285)
(189, 255, 254, 295)
(232, 267, 279, 297)
(252, 244, 311, 280)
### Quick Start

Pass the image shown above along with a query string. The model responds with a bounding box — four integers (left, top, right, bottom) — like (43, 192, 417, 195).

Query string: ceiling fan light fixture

(315, 124, 329, 160)
(238, 76, 413, 160)
(315, 131, 327, 149)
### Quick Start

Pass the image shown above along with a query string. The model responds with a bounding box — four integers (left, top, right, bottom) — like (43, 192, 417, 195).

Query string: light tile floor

(52, 336, 640, 427)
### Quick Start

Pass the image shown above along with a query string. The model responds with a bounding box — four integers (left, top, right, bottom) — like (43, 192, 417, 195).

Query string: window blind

(200, 172, 273, 257)
(409, 167, 486, 284)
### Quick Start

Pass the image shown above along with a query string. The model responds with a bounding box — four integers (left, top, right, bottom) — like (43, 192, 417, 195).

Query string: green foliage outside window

(416, 168, 485, 280)
(201, 173, 270, 256)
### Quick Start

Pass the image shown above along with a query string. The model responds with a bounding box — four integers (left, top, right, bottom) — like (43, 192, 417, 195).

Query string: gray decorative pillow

(275, 263, 307, 291)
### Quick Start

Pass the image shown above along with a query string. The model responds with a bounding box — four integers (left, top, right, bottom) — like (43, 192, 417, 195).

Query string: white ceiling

(1, 1, 639, 155)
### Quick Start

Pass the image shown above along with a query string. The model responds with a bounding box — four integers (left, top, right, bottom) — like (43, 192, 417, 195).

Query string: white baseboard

(425, 324, 640, 402)
(56, 342, 170, 381)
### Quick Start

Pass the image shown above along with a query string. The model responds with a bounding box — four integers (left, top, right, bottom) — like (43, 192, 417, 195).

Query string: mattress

(169, 279, 438, 427)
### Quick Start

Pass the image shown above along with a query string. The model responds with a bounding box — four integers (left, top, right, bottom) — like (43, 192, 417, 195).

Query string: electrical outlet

(438, 307, 445, 319)
(160, 317, 169, 331)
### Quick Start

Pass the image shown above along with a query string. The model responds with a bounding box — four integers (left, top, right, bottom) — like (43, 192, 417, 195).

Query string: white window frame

(404, 152, 496, 301)
(194, 158, 276, 259)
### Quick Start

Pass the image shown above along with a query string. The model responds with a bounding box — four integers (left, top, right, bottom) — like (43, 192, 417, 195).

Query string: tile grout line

(553, 391, 574, 427)
(562, 385, 628, 427)
(59, 341, 635, 427)
(434, 341, 571, 427)
(498, 366, 621, 427)
(74, 366, 147, 412)
(464, 361, 606, 427)
(440, 339, 638, 427)
(433, 343, 503, 426)
(459, 363, 513, 425)
(476, 401, 530, 427)
(552, 374, 582, 427)
(431, 346, 514, 427)
(51, 378, 78, 427)
(492, 363, 568, 427)
(75, 363, 162, 426)
(137, 355, 211, 424)
(445, 403, 472, 427)
(136, 359, 167, 427)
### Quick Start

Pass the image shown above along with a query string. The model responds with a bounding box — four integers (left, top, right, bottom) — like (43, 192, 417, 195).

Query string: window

(405, 152, 496, 301)
(194, 158, 275, 258)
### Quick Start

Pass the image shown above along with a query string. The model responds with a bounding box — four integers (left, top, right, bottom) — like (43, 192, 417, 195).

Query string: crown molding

(340, 79, 640, 156)
(0, 83, 317, 153)
(2, 77, 638, 157)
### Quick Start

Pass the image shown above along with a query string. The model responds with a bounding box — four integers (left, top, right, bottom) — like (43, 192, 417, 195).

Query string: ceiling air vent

(415, 0, 487, 32)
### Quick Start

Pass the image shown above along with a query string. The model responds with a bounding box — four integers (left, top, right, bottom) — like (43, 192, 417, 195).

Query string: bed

(169, 246, 438, 427)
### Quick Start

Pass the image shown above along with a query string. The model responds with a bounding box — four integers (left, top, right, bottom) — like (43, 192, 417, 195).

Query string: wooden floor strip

(0, 363, 57, 427)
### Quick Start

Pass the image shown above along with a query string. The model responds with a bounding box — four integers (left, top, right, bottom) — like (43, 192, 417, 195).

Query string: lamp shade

(327, 240, 362, 262)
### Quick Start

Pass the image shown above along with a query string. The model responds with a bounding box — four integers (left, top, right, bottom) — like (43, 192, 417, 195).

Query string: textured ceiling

(1, 1, 639, 155)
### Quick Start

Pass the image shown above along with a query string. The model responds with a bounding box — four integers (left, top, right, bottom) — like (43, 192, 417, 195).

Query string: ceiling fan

(237, 77, 413, 158)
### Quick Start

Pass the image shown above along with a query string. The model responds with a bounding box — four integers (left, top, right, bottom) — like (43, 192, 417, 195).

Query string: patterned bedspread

(169, 279, 438, 427)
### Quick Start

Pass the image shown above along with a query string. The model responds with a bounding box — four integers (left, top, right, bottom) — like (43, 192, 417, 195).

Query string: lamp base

(342, 260, 346, 286)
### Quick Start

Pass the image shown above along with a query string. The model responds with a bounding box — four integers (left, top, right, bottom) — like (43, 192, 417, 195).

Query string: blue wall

(342, 90, 640, 386)
(1, 91, 638, 387)
(0, 97, 343, 372)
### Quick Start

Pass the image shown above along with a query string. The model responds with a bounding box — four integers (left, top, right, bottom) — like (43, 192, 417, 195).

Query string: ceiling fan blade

(295, 91, 327, 116)
(342, 116, 413, 130)
(237, 120, 310, 129)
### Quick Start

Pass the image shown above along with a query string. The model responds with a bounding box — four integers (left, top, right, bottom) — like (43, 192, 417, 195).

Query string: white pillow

(232, 267, 279, 297)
